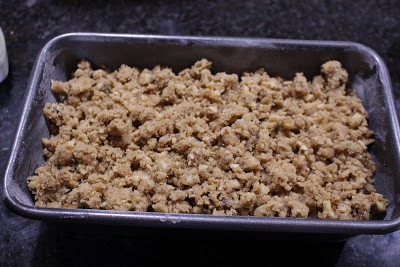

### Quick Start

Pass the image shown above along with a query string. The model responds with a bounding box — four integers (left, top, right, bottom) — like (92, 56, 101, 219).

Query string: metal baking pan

(3, 33, 400, 235)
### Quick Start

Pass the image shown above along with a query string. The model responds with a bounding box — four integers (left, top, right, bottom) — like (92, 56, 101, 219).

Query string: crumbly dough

(28, 59, 388, 220)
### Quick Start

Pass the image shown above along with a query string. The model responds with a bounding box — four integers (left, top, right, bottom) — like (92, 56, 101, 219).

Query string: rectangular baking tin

(3, 33, 400, 235)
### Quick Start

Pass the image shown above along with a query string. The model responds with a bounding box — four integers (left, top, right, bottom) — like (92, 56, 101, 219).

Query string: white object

(0, 28, 9, 83)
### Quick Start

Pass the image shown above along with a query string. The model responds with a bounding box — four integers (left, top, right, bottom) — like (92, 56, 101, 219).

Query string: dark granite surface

(1, 0, 400, 266)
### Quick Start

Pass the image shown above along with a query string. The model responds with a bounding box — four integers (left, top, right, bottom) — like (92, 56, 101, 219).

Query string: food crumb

(28, 59, 388, 220)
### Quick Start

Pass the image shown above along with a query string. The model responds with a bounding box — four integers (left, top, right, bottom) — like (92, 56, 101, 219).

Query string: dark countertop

(1, 0, 400, 266)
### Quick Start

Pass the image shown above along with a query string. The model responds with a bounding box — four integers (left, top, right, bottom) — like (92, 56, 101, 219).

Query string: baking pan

(3, 33, 400, 235)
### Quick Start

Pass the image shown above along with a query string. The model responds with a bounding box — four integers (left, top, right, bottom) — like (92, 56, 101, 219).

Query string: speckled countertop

(1, 0, 400, 266)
